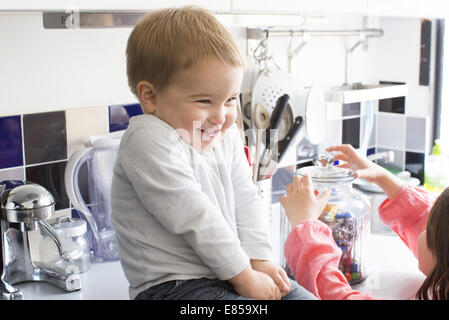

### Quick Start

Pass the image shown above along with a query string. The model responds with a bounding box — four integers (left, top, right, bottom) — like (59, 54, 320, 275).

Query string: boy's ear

(136, 80, 157, 114)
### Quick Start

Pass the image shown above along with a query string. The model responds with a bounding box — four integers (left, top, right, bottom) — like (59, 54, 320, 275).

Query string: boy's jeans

(134, 277, 317, 300)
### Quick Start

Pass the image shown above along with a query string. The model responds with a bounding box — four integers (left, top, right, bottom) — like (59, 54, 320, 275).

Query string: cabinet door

(232, 0, 368, 15)
(367, 0, 449, 18)
(0, 0, 230, 11)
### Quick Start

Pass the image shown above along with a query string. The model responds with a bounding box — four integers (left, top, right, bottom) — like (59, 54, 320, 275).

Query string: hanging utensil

(253, 102, 270, 130)
(257, 94, 290, 180)
(277, 116, 304, 163)
(258, 116, 304, 180)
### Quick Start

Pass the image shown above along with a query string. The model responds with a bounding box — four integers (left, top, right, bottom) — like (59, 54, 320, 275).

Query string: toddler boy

(111, 6, 316, 300)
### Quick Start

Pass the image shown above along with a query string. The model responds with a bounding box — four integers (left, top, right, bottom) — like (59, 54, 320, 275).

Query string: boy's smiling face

(138, 59, 244, 152)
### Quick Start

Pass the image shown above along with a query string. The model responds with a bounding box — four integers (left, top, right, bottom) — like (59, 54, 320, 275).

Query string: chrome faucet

(0, 181, 81, 300)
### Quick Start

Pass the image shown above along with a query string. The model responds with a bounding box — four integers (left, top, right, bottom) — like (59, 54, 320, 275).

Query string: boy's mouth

(200, 128, 221, 139)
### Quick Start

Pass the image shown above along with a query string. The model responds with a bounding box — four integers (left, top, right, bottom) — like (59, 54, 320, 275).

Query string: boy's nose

(210, 105, 226, 124)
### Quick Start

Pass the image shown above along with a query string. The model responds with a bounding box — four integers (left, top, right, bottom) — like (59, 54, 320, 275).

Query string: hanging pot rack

(247, 27, 383, 40)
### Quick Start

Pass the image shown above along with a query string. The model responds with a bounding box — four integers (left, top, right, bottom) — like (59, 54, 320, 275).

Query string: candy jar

(283, 152, 371, 285)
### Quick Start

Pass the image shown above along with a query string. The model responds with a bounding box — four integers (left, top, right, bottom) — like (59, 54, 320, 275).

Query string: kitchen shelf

(325, 82, 408, 104)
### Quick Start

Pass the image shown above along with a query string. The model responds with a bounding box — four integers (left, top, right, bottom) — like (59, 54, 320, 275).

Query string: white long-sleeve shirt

(111, 114, 272, 299)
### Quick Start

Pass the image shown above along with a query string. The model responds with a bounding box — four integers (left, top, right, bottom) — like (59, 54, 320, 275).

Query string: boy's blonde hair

(126, 6, 245, 95)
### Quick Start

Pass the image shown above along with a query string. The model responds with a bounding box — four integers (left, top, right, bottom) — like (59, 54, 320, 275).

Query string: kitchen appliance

(0, 180, 82, 300)
(39, 216, 91, 273)
(65, 130, 124, 262)
(280, 154, 371, 285)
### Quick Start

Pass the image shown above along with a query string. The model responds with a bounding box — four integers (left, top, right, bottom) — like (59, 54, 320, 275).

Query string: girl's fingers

(335, 163, 351, 169)
(293, 175, 302, 190)
(332, 153, 350, 163)
(302, 174, 312, 190)
(318, 189, 332, 202)
(279, 195, 286, 208)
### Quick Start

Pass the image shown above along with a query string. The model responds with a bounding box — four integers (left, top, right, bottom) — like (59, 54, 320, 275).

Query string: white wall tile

(406, 116, 427, 152)
(66, 106, 109, 157)
(376, 113, 406, 150)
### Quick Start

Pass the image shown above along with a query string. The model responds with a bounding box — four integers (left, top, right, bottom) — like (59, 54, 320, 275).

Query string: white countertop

(17, 233, 425, 300)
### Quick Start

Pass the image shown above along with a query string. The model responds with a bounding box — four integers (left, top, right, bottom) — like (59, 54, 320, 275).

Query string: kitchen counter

(17, 233, 425, 300)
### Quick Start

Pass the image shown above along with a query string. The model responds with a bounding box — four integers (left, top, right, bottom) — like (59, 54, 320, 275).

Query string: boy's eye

(227, 97, 238, 103)
(196, 99, 211, 104)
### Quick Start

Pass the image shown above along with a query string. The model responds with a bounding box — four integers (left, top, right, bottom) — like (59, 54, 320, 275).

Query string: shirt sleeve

(228, 126, 272, 261)
(284, 220, 377, 300)
(119, 126, 250, 280)
(378, 185, 434, 258)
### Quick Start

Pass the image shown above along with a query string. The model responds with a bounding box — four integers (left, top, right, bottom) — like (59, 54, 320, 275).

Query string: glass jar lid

(52, 216, 87, 238)
(296, 165, 355, 183)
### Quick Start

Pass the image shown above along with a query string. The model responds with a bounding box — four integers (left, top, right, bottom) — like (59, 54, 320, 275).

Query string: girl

(280, 144, 449, 300)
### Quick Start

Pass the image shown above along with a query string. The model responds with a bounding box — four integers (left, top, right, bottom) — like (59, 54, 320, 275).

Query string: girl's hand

(326, 144, 385, 183)
(326, 144, 404, 200)
(280, 175, 331, 227)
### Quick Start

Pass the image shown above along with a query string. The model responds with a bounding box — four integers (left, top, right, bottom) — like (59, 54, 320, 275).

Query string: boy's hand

(250, 259, 290, 297)
(229, 266, 282, 300)
(280, 175, 331, 227)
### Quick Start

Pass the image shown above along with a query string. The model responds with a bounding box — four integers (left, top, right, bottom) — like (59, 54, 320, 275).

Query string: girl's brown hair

(416, 187, 449, 299)
(126, 6, 245, 96)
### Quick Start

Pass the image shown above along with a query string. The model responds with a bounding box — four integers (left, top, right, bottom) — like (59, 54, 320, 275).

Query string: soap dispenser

(424, 140, 449, 193)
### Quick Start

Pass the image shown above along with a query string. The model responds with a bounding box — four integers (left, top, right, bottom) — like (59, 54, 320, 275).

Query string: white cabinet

(367, 0, 449, 18)
(0, 0, 230, 11)
(232, 0, 368, 15)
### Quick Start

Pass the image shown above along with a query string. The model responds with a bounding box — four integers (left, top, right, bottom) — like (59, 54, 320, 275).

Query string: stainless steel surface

(42, 10, 308, 29)
(38, 220, 83, 261)
(1, 183, 54, 223)
(247, 27, 383, 39)
(1, 181, 81, 300)
(1, 183, 54, 210)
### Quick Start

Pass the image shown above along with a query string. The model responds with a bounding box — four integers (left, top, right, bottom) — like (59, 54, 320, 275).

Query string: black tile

(405, 151, 425, 184)
(23, 111, 67, 165)
(342, 118, 360, 149)
(378, 81, 406, 114)
(25, 161, 69, 210)
(0, 115, 23, 169)
(379, 96, 405, 114)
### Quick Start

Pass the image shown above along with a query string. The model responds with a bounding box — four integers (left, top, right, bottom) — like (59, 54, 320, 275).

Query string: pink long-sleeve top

(284, 185, 434, 300)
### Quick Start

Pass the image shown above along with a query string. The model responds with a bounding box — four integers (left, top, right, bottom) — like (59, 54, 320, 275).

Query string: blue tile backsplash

(109, 103, 143, 132)
(0, 115, 23, 169)
(0, 104, 143, 211)
(0, 95, 430, 213)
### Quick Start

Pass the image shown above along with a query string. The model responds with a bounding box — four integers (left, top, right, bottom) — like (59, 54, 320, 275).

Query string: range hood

(325, 82, 408, 104)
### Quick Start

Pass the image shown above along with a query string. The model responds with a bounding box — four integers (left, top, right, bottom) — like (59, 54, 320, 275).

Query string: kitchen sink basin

(325, 82, 408, 104)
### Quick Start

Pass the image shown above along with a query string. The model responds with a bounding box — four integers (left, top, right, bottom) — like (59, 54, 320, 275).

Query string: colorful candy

(319, 207, 365, 284)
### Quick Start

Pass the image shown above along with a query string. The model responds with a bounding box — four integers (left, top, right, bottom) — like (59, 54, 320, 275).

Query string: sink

(325, 82, 408, 104)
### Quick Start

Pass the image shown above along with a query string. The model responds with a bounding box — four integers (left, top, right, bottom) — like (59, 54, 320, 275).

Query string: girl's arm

(284, 220, 376, 300)
(378, 185, 434, 258)
(280, 175, 377, 300)
(327, 145, 435, 257)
